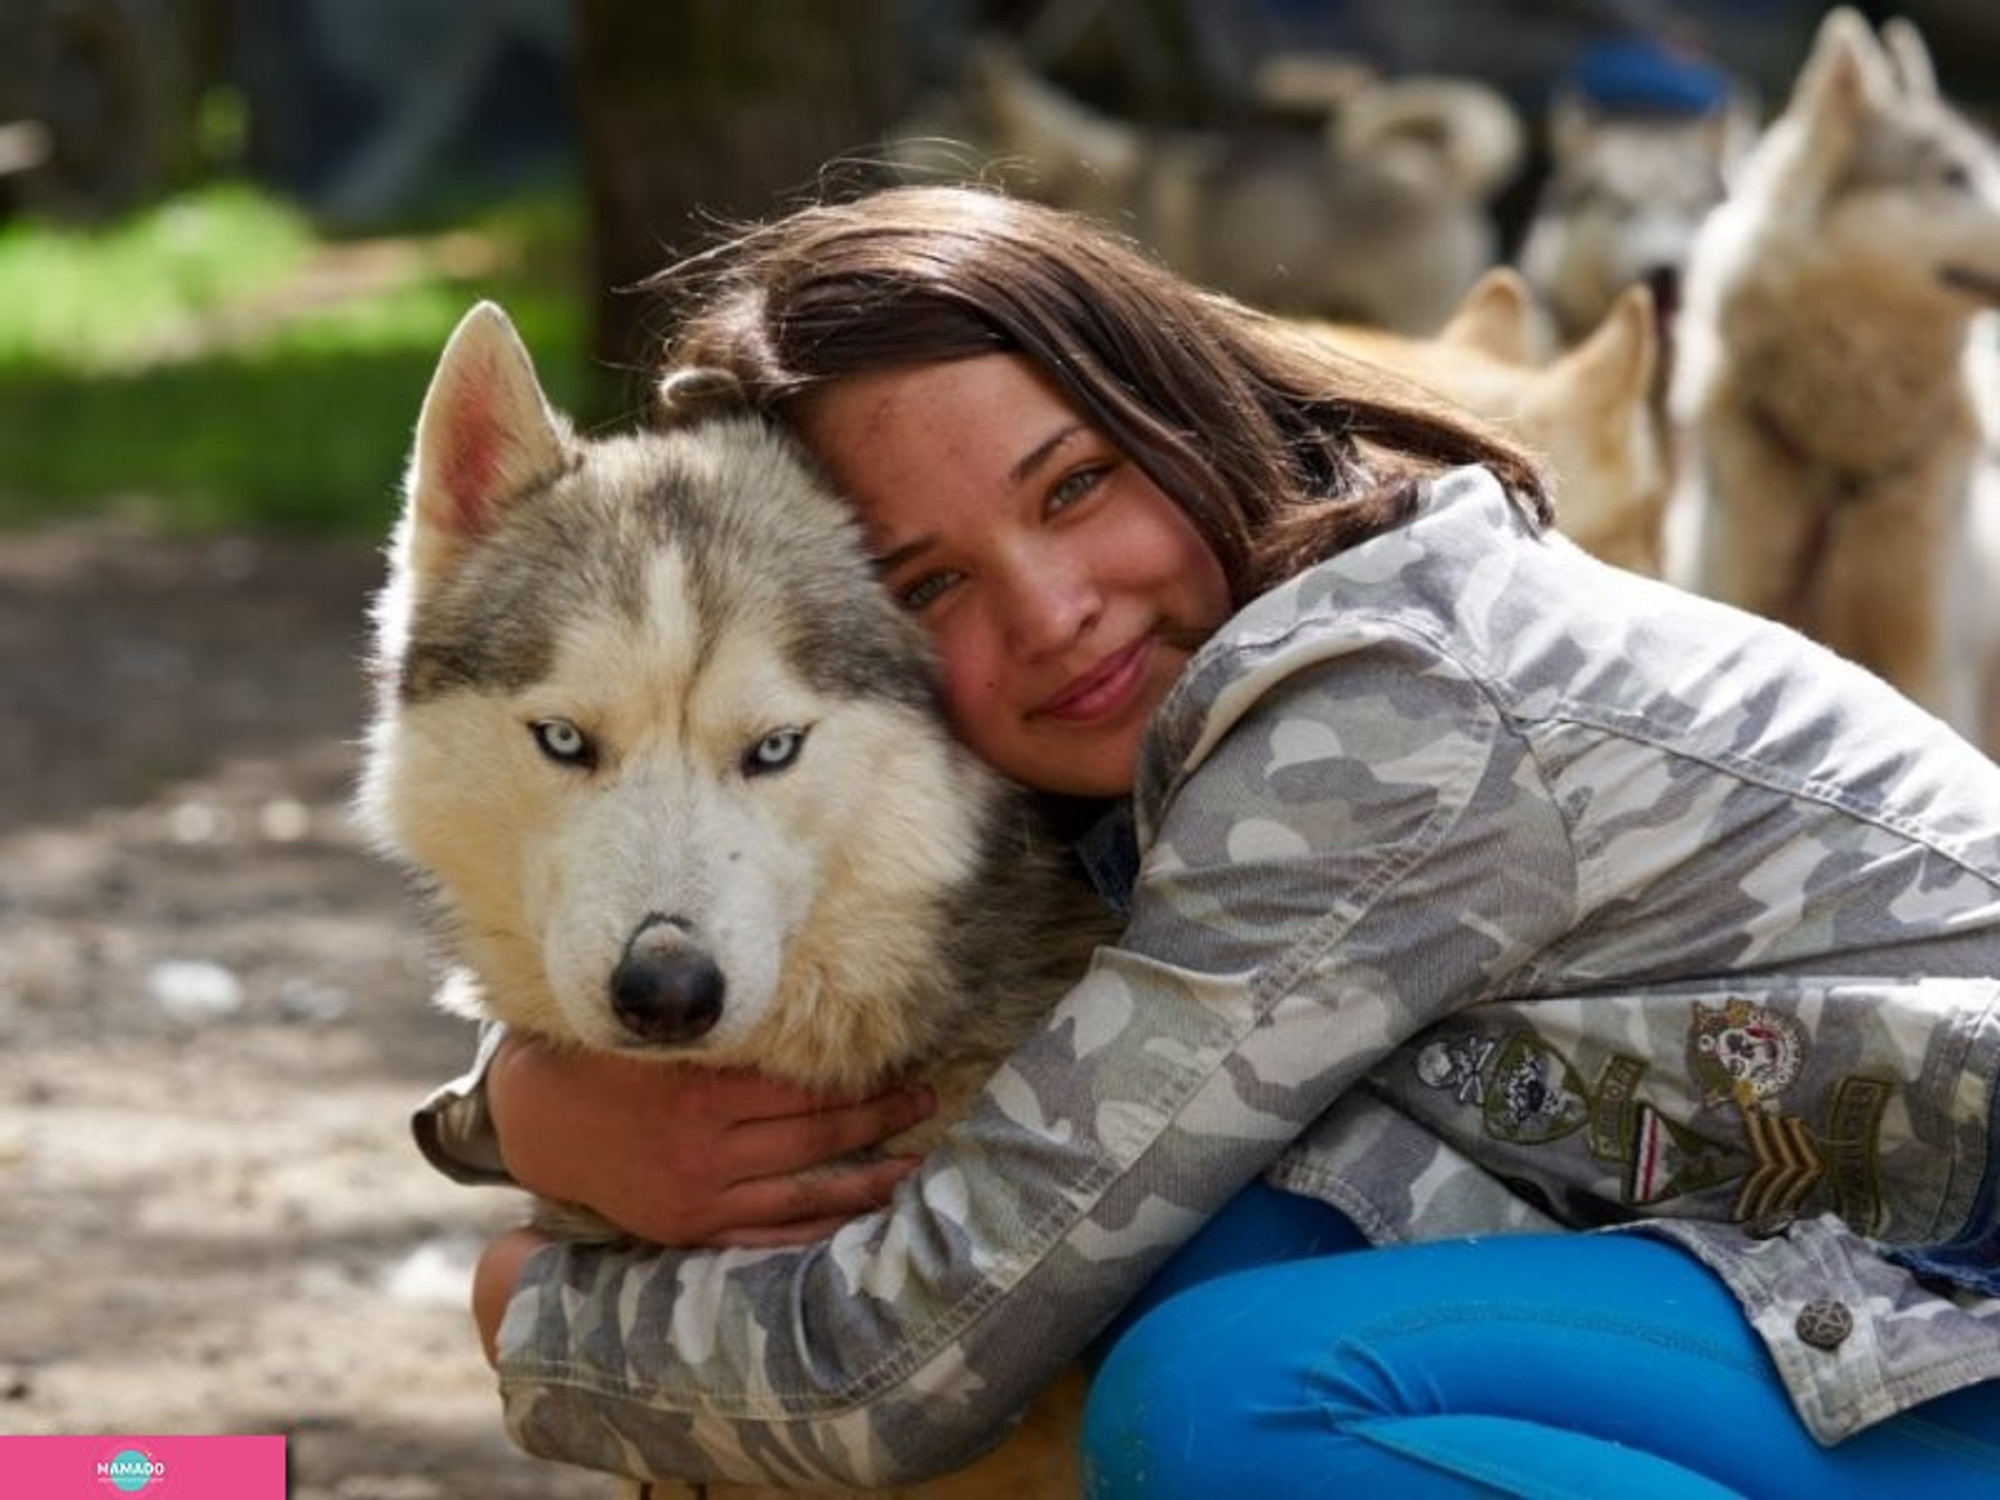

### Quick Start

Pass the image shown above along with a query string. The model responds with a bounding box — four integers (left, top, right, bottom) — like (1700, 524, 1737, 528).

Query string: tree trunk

(573, 0, 915, 418)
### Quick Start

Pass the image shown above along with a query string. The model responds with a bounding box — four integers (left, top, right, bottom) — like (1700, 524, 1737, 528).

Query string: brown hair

(649, 182, 1550, 606)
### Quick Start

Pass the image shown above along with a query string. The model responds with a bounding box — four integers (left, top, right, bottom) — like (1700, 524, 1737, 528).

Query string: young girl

(427, 183, 2000, 1495)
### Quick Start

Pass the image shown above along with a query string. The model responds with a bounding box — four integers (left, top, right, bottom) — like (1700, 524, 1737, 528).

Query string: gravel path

(0, 518, 607, 1498)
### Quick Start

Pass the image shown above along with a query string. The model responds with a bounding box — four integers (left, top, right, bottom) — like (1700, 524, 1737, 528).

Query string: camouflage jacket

(437, 466, 2000, 1485)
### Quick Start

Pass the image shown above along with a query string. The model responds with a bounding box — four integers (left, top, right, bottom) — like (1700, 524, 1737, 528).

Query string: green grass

(0, 181, 591, 536)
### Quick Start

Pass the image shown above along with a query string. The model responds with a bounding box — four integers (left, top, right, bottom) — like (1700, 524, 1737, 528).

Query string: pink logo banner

(0, 1435, 286, 1497)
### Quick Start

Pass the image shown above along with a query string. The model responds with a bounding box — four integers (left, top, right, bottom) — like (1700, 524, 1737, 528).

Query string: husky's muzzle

(611, 913, 725, 1045)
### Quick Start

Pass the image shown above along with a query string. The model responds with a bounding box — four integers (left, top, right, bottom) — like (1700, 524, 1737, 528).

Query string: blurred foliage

(0, 180, 588, 537)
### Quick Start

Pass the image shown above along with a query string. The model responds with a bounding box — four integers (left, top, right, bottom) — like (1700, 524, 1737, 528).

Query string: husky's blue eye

(532, 718, 594, 767)
(744, 726, 807, 776)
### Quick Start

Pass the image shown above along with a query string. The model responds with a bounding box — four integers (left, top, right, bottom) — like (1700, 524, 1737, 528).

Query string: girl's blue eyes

(892, 464, 1110, 611)
(1049, 465, 1106, 510)
(898, 570, 961, 611)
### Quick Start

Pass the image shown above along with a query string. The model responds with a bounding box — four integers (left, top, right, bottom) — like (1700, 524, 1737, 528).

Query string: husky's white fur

(1668, 8, 2000, 738)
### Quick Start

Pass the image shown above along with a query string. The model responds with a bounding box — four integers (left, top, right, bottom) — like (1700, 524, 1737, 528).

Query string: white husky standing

(1668, 7, 2000, 737)
(361, 302, 1107, 1496)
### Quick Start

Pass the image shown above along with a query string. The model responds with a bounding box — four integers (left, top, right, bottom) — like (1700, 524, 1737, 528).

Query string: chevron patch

(1732, 1109, 1824, 1225)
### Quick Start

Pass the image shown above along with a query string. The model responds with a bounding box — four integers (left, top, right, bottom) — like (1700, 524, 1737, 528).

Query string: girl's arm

(489, 636, 1573, 1486)
(417, 1024, 939, 1246)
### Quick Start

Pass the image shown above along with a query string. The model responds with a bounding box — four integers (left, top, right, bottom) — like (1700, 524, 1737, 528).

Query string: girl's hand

(487, 1032, 936, 1247)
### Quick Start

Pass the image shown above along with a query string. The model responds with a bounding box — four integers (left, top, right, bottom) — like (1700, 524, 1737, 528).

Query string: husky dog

(361, 299, 1111, 1174)
(1668, 8, 2000, 737)
(896, 43, 1522, 332)
(361, 302, 1106, 1495)
(1305, 267, 1668, 574)
(1518, 87, 1755, 371)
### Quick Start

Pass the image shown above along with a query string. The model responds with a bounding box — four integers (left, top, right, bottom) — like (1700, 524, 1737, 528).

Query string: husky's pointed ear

(1437, 267, 1541, 367)
(1879, 17, 1937, 101)
(657, 365, 751, 427)
(402, 301, 572, 580)
(1335, 78, 1524, 200)
(1526, 281, 1664, 571)
(1793, 7, 1891, 120)
(1765, 8, 1884, 216)
(1561, 282, 1657, 411)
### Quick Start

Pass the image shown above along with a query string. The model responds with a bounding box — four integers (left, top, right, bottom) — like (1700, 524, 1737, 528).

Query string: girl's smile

(1036, 636, 1153, 724)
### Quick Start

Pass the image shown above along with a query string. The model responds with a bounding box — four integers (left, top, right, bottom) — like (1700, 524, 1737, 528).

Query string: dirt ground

(0, 516, 610, 1497)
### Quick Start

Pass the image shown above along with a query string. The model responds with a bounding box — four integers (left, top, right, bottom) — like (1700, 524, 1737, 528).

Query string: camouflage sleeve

(410, 1016, 511, 1186)
(494, 626, 1579, 1487)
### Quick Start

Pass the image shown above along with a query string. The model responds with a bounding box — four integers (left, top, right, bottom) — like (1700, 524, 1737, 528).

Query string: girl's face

(798, 354, 1232, 798)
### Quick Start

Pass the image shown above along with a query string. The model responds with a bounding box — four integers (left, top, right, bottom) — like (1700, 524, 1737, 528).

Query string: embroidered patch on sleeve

(1688, 999, 1806, 1110)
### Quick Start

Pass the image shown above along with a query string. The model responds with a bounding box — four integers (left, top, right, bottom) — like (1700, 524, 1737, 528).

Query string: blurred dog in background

(1668, 7, 2000, 741)
(893, 42, 1523, 332)
(1305, 267, 1668, 574)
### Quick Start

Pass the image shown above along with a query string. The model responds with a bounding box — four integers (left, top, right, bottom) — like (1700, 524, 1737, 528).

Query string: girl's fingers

(701, 1155, 924, 1247)
(718, 1084, 936, 1181)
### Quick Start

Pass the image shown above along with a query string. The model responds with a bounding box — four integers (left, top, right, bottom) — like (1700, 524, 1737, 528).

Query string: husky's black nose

(610, 924, 725, 1044)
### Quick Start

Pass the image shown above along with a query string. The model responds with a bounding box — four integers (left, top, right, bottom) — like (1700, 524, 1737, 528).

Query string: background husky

(1518, 83, 1754, 355)
(1669, 7, 2000, 742)
(895, 43, 1522, 332)
(361, 302, 1108, 1496)
(1305, 267, 1668, 574)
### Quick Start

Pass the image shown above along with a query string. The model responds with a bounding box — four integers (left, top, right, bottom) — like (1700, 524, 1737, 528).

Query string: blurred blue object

(1566, 36, 1735, 117)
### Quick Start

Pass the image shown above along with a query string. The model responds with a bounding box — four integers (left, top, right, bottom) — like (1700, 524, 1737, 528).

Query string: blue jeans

(1082, 1185, 2000, 1498)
